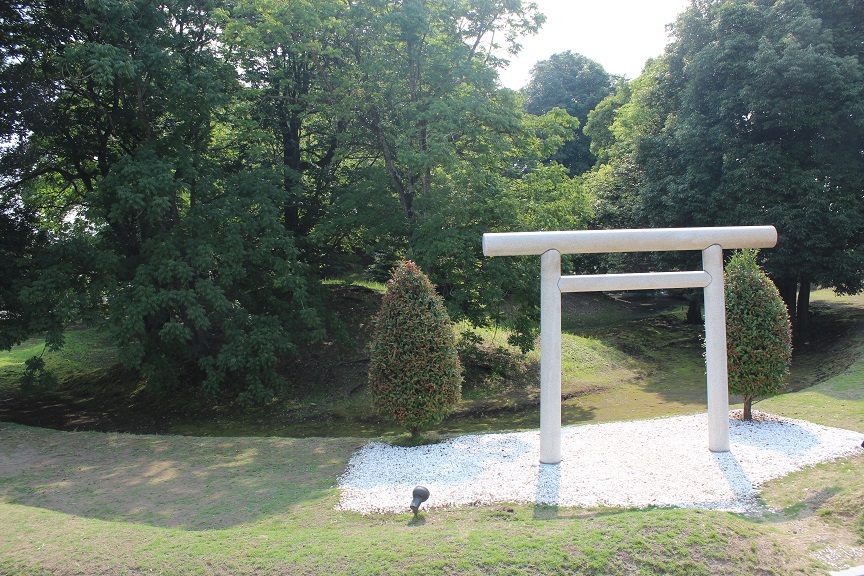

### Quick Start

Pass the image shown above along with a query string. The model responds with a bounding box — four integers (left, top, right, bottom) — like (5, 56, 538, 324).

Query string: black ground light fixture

(410, 486, 430, 515)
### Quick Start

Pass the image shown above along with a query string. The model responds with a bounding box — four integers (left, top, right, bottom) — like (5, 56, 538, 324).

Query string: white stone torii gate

(482, 226, 778, 464)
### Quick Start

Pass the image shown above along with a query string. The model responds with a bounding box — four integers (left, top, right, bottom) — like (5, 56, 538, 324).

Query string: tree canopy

(523, 51, 613, 175)
(585, 0, 864, 334)
(2, 0, 862, 404)
(0, 0, 589, 400)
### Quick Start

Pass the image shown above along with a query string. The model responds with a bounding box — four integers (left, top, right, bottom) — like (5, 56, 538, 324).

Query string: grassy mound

(0, 287, 860, 440)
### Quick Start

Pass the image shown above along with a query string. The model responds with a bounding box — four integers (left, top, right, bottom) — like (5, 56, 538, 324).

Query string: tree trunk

(776, 277, 798, 329)
(686, 294, 703, 325)
(743, 395, 753, 421)
(795, 278, 811, 337)
(282, 110, 303, 234)
(361, 107, 415, 219)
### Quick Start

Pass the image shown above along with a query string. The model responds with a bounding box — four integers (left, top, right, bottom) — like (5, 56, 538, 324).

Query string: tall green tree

(347, 0, 544, 220)
(0, 0, 112, 353)
(335, 0, 593, 349)
(584, 58, 673, 234)
(658, 0, 864, 333)
(523, 51, 613, 175)
(582, 57, 700, 311)
(220, 0, 350, 253)
(1, 0, 324, 402)
(588, 0, 864, 334)
(1, 0, 596, 404)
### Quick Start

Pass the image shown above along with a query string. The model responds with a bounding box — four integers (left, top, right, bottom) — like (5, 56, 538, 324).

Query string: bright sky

(498, 0, 692, 90)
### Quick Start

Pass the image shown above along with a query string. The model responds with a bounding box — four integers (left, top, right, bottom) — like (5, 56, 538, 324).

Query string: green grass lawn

(0, 420, 832, 575)
(1, 290, 863, 574)
(757, 291, 864, 432)
(0, 327, 119, 393)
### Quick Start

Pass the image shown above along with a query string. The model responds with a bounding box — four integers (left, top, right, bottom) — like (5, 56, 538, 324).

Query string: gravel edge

(336, 412, 864, 514)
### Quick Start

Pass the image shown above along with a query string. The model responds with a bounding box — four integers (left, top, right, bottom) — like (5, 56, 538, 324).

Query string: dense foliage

(0, 0, 590, 401)
(725, 250, 793, 420)
(1, 0, 329, 403)
(523, 51, 613, 175)
(368, 261, 462, 436)
(585, 0, 864, 335)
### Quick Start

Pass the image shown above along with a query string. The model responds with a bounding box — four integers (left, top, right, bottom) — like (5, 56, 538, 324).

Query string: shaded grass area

(0, 424, 357, 530)
(2, 287, 701, 437)
(0, 420, 815, 575)
(165, 291, 708, 438)
(0, 329, 182, 435)
(0, 328, 178, 434)
(168, 290, 864, 438)
(0, 287, 861, 441)
(759, 291, 864, 432)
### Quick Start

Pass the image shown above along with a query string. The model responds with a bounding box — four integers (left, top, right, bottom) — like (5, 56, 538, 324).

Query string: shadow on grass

(784, 299, 864, 394)
(775, 487, 843, 519)
(440, 403, 596, 436)
(0, 422, 360, 531)
(407, 514, 427, 527)
(566, 293, 864, 414)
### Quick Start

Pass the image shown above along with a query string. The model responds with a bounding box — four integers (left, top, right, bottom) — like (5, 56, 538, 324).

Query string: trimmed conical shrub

(368, 260, 462, 436)
(725, 249, 793, 420)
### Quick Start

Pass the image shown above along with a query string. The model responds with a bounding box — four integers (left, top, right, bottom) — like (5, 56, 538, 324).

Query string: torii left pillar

(540, 249, 562, 462)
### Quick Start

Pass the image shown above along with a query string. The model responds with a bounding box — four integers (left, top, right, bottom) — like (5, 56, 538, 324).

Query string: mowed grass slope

(0, 290, 863, 574)
(0, 327, 119, 392)
(0, 421, 821, 575)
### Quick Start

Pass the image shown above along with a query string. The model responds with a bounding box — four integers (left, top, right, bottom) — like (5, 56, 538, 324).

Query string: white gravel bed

(336, 411, 864, 514)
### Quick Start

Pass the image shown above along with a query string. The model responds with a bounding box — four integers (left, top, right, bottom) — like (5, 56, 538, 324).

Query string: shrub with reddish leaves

(368, 260, 462, 436)
(725, 249, 793, 420)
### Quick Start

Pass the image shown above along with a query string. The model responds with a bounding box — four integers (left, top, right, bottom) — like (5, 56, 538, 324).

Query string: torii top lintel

(482, 226, 778, 257)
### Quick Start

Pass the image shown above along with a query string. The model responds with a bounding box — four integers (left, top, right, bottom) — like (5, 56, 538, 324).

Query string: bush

(368, 260, 462, 436)
(725, 249, 793, 420)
